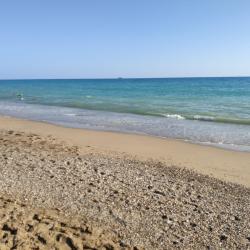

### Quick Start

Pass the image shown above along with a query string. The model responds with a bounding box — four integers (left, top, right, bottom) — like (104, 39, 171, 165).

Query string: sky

(0, 0, 250, 79)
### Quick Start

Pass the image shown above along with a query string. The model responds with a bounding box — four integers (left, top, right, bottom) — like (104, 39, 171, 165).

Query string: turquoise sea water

(0, 77, 250, 151)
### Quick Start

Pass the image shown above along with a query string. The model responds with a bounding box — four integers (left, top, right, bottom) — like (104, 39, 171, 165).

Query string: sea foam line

(161, 114, 185, 120)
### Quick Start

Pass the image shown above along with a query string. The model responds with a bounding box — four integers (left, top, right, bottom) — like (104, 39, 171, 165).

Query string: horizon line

(0, 75, 250, 81)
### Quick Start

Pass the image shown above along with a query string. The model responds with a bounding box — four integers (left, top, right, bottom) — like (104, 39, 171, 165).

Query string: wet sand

(0, 116, 250, 249)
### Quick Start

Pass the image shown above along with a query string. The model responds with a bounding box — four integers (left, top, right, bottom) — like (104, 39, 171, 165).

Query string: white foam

(193, 115, 215, 121)
(162, 114, 185, 120)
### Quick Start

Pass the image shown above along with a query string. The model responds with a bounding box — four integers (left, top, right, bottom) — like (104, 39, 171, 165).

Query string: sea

(0, 77, 250, 151)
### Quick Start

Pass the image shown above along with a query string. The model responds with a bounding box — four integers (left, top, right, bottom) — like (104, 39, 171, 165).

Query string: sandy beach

(1, 116, 250, 187)
(0, 116, 250, 249)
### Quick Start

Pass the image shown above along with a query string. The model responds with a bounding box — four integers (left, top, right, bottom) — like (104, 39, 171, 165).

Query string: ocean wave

(0, 100, 250, 152)
(191, 115, 250, 125)
(193, 115, 215, 121)
(3, 97, 250, 126)
(160, 113, 250, 125)
(161, 114, 185, 120)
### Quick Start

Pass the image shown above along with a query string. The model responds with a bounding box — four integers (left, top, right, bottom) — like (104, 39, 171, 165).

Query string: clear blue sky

(1, 0, 250, 79)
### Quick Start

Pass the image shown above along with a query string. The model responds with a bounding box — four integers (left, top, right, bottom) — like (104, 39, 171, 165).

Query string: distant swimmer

(16, 93, 24, 101)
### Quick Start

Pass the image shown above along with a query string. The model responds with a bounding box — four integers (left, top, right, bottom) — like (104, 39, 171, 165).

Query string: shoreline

(0, 115, 250, 187)
(1, 100, 250, 152)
